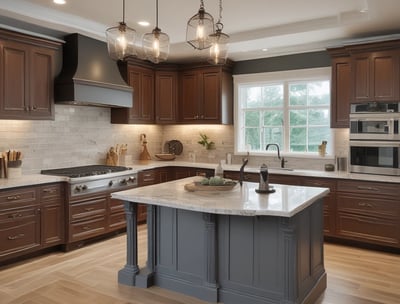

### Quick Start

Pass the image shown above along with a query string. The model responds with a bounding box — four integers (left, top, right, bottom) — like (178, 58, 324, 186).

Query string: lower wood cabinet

(0, 183, 65, 262)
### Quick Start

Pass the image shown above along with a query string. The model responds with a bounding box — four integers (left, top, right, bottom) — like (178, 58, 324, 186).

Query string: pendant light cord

(122, 0, 125, 23)
(156, 0, 159, 28)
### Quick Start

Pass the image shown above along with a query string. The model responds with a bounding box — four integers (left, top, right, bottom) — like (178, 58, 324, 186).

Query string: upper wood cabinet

(328, 39, 400, 128)
(111, 63, 155, 124)
(0, 30, 60, 120)
(329, 52, 352, 128)
(179, 65, 233, 124)
(352, 50, 399, 102)
(155, 69, 178, 124)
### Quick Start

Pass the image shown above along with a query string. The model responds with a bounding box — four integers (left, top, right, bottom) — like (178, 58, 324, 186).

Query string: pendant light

(143, 0, 170, 63)
(105, 0, 136, 61)
(208, 0, 229, 65)
(186, 0, 215, 50)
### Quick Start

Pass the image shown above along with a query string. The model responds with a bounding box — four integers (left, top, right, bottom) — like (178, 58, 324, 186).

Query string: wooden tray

(184, 181, 237, 192)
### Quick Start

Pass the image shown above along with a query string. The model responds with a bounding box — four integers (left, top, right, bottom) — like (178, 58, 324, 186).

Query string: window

(234, 67, 332, 156)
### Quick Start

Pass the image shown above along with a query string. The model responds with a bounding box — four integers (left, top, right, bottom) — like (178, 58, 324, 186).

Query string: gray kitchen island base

(118, 199, 326, 304)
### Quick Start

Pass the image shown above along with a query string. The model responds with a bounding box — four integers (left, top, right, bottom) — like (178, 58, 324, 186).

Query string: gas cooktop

(41, 165, 132, 178)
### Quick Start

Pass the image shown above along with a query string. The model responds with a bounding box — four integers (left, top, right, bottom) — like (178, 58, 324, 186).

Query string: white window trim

(233, 67, 332, 158)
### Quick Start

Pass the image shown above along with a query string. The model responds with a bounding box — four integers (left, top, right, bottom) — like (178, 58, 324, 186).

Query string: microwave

(349, 113, 400, 140)
(349, 140, 400, 176)
(350, 102, 400, 140)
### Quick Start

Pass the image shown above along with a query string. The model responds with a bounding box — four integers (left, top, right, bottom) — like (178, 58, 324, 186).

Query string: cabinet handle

(82, 226, 91, 230)
(30, 105, 37, 111)
(8, 233, 25, 240)
(43, 189, 57, 194)
(357, 186, 379, 192)
(8, 213, 23, 219)
(84, 207, 95, 211)
(7, 195, 21, 200)
(358, 202, 373, 208)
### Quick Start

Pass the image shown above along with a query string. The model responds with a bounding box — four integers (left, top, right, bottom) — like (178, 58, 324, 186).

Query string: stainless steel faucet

(266, 143, 287, 168)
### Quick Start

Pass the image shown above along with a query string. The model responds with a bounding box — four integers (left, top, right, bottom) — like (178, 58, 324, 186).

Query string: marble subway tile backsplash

(0, 105, 350, 174)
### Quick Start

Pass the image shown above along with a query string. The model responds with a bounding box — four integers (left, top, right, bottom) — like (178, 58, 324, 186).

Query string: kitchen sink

(269, 167, 295, 171)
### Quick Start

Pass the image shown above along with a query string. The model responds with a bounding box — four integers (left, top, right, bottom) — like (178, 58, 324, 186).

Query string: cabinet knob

(7, 195, 21, 200)
(8, 233, 25, 240)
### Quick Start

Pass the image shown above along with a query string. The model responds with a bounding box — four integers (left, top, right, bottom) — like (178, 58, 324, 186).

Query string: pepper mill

(256, 164, 275, 194)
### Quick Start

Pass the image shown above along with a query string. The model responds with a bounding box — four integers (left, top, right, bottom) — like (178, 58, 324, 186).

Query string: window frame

(234, 67, 332, 158)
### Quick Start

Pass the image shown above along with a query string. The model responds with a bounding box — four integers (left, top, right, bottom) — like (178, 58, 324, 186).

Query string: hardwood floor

(1, 225, 400, 304)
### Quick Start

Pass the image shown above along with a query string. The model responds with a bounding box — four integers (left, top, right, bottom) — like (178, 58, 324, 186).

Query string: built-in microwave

(349, 140, 400, 176)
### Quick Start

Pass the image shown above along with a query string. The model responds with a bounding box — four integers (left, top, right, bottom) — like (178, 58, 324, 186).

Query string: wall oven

(349, 140, 400, 176)
(349, 102, 400, 176)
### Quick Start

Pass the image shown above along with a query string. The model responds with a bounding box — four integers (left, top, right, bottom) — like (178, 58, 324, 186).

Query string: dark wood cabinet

(111, 64, 155, 124)
(328, 40, 400, 128)
(351, 50, 399, 102)
(155, 69, 178, 124)
(329, 55, 351, 128)
(40, 184, 65, 248)
(335, 179, 400, 248)
(0, 183, 64, 262)
(0, 30, 60, 120)
(179, 65, 233, 124)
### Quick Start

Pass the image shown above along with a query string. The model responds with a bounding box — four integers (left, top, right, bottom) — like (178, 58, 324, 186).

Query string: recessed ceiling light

(138, 21, 150, 27)
(53, 0, 66, 4)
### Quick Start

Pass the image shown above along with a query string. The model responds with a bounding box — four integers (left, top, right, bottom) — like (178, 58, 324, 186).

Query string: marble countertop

(111, 176, 330, 217)
(1, 160, 400, 190)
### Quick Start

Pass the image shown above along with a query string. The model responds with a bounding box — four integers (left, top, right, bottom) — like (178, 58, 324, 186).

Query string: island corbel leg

(118, 201, 140, 286)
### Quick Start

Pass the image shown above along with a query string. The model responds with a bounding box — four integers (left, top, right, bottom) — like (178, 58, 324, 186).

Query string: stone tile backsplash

(0, 105, 350, 174)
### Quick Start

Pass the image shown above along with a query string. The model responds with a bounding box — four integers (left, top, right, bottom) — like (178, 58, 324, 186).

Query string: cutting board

(184, 181, 237, 192)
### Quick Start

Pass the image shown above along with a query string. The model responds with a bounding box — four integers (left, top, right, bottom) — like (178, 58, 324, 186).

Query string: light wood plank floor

(1, 225, 400, 304)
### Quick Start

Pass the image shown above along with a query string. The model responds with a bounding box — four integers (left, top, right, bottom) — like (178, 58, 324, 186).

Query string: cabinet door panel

(180, 71, 199, 121)
(331, 57, 351, 128)
(29, 47, 54, 117)
(127, 69, 141, 120)
(352, 54, 370, 102)
(372, 51, 399, 100)
(156, 71, 177, 123)
(201, 71, 220, 121)
(42, 204, 64, 247)
(0, 41, 28, 115)
(141, 72, 155, 121)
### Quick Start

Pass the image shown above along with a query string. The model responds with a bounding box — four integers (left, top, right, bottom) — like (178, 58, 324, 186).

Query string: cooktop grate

(41, 165, 131, 178)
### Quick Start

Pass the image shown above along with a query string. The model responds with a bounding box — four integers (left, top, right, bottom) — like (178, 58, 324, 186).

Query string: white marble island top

(112, 177, 330, 217)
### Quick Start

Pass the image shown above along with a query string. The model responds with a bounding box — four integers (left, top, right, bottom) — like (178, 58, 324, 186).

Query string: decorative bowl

(155, 153, 176, 161)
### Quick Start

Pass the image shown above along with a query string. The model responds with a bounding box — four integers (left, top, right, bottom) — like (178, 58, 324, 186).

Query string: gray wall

(233, 51, 331, 75)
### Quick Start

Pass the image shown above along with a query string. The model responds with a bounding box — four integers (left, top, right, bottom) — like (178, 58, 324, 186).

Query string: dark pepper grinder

(256, 164, 275, 194)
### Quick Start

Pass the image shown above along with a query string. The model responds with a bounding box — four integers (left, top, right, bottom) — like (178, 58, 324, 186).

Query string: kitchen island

(111, 177, 330, 304)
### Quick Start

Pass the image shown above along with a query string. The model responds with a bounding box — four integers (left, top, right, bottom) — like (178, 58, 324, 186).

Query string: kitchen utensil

(165, 140, 183, 155)
(155, 153, 176, 161)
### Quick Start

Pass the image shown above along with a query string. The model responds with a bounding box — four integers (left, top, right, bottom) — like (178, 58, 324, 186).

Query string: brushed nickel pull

(8, 213, 23, 219)
(82, 226, 91, 230)
(8, 233, 25, 240)
(7, 195, 21, 200)
(357, 186, 379, 192)
(84, 207, 95, 211)
(358, 202, 373, 208)
(43, 189, 57, 194)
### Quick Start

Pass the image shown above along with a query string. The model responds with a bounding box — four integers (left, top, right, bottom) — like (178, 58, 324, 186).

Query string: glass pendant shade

(208, 29, 229, 64)
(186, 3, 214, 50)
(143, 28, 170, 63)
(106, 22, 136, 61)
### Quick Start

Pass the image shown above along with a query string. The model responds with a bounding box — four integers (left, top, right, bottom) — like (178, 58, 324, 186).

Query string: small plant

(198, 133, 215, 150)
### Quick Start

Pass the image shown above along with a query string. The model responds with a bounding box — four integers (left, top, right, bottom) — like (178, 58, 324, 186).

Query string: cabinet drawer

(109, 211, 126, 230)
(336, 212, 400, 247)
(0, 211, 41, 256)
(337, 180, 399, 197)
(40, 183, 64, 202)
(109, 198, 125, 213)
(0, 187, 38, 210)
(138, 170, 156, 186)
(303, 177, 336, 191)
(69, 216, 107, 242)
(269, 174, 300, 185)
(337, 194, 399, 219)
(70, 198, 107, 221)
(0, 207, 38, 222)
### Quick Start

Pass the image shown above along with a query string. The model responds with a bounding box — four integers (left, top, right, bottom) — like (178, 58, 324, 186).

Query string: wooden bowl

(155, 153, 176, 161)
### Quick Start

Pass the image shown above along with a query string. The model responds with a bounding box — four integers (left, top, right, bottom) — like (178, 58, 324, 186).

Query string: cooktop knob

(109, 180, 114, 186)
(75, 185, 82, 192)
(128, 176, 136, 182)
(82, 185, 88, 190)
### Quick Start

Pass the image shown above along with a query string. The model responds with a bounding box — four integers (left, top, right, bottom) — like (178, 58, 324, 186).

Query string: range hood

(55, 33, 133, 108)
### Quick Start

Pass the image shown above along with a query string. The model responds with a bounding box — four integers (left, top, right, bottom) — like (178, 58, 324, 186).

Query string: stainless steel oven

(350, 102, 400, 141)
(349, 140, 400, 176)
